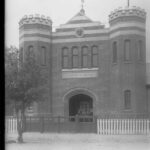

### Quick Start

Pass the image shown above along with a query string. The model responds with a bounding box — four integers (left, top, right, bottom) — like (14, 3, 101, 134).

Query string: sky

(5, 0, 150, 62)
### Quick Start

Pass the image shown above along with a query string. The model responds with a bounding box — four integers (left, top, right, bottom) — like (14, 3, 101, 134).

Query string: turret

(19, 14, 53, 115)
(108, 6, 147, 115)
(19, 14, 52, 63)
(109, 6, 146, 25)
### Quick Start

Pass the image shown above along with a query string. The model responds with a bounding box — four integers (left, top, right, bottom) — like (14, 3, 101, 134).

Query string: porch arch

(63, 88, 97, 117)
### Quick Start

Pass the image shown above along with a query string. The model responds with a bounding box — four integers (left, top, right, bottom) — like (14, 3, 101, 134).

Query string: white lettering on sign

(62, 68, 98, 79)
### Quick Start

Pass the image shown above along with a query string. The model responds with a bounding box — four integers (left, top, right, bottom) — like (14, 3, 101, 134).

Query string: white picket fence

(5, 116, 17, 133)
(97, 119, 150, 135)
(5, 116, 150, 135)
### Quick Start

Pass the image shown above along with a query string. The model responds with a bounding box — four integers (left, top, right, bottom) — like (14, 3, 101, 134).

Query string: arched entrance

(63, 88, 97, 122)
(69, 94, 93, 117)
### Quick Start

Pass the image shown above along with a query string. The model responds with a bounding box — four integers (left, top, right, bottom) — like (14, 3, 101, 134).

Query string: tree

(5, 46, 19, 112)
(5, 46, 48, 143)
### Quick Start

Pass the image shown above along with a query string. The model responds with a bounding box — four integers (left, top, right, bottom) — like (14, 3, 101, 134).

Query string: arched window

(112, 42, 117, 63)
(81, 46, 88, 68)
(27, 45, 34, 58)
(72, 47, 79, 68)
(137, 40, 142, 61)
(29, 46, 33, 53)
(62, 47, 69, 68)
(41, 47, 46, 65)
(91, 46, 98, 67)
(124, 90, 131, 110)
(124, 40, 131, 61)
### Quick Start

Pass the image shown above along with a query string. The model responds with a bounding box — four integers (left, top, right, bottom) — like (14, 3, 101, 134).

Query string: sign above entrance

(62, 68, 98, 78)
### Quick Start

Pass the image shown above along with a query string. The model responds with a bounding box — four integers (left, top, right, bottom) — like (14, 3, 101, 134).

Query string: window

(41, 47, 46, 65)
(81, 46, 88, 68)
(27, 46, 34, 58)
(79, 101, 90, 115)
(137, 40, 142, 60)
(124, 40, 131, 61)
(62, 47, 69, 68)
(124, 90, 131, 110)
(112, 42, 117, 63)
(19, 47, 23, 63)
(28, 46, 33, 54)
(26, 104, 34, 115)
(27, 106, 33, 112)
(72, 47, 79, 68)
(91, 46, 98, 67)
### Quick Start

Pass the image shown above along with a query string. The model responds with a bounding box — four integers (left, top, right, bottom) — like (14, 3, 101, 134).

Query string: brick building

(19, 6, 150, 117)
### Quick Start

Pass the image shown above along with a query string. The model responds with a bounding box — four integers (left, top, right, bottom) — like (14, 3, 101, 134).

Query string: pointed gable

(66, 9, 93, 24)
(56, 9, 104, 32)
(53, 9, 108, 43)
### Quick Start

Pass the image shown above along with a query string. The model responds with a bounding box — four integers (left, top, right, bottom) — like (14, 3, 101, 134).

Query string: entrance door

(69, 94, 93, 121)
(78, 101, 91, 116)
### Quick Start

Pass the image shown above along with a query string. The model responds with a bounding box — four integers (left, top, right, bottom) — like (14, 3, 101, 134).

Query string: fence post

(75, 115, 79, 133)
(99, 119, 101, 134)
(40, 116, 44, 133)
(147, 120, 149, 134)
(75, 115, 79, 123)
(57, 116, 60, 133)
(97, 118, 99, 134)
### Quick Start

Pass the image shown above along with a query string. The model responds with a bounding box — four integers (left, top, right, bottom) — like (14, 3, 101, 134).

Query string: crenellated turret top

(109, 6, 146, 22)
(19, 14, 52, 27)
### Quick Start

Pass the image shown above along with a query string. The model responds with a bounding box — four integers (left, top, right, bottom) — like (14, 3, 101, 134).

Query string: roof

(66, 9, 93, 24)
(56, 9, 104, 32)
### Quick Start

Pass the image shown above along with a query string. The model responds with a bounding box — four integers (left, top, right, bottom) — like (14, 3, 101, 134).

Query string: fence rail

(5, 116, 150, 134)
(97, 119, 150, 135)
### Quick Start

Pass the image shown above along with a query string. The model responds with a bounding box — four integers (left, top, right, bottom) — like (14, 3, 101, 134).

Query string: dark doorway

(69, 94, 93, 121)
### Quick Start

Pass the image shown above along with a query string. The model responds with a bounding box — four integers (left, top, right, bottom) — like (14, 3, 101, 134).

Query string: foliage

(5, 46, 48, 112)
(5, 46, 19, 105)
(5, 46, 48, 142)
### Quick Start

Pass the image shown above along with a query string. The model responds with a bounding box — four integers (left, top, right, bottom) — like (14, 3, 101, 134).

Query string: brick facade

(19, 7, 149, 117)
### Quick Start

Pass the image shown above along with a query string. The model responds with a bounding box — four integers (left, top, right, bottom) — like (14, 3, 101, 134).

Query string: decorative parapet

(109, 6, 146, 22)
(19, 14, 52, 27)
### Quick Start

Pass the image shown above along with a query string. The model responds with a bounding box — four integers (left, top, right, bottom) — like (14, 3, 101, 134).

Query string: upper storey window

(62, 47, 69, 69)
(81, 46, 88, 68)
(61, 45, 99, 70)
(124, 40, 131, 61)
(72, 47, 79, 68)
(124, 90, 131, 110)
(41, 47, 46, 66)
(27, 46, 34, 58)
(112, 42, 117, 63)
(137, 40, 143, 61)
(91, 46, 98, 67)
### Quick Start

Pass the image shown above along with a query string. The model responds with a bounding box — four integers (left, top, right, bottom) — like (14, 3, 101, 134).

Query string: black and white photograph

(5, 0, 150, 149)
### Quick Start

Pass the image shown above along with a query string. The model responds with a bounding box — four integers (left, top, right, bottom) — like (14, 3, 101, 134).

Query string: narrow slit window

(124, 40, 131, 61)
(82, 46, 88, 68)
(112, 42, 117, 63)
(72, 47, 79, 68)
(91, 46, 98, 67)
(41, 47, 46, 65)
(124, 90, 131, 110)
(62, 47, 69, 69)
(137, 40, 142, 61)
(27, 46, 34, 58)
